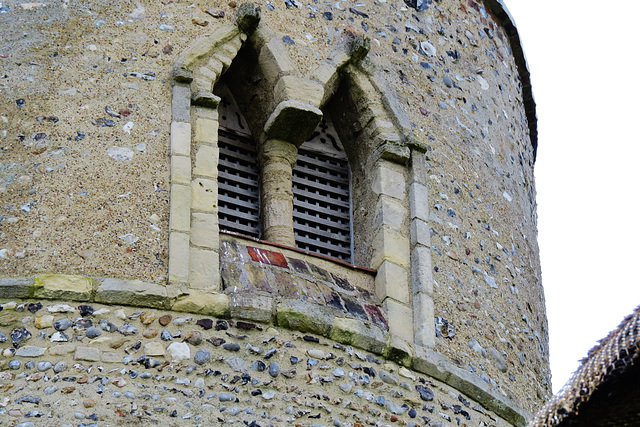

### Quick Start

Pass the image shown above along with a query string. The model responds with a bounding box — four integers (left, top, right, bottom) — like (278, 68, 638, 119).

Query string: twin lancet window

(216, 84, 353, 263)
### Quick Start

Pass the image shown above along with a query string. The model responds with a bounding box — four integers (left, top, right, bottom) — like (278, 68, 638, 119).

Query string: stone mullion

(258, 138, 298, 247)
(409, 148, 436, 348)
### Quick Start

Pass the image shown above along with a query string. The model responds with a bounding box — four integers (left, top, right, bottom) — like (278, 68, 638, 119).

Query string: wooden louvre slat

(292, 118, 352, 262)
(217, 130, 261, 238)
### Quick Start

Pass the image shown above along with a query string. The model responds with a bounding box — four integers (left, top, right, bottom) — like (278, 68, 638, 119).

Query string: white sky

(504, 1, 640, 393)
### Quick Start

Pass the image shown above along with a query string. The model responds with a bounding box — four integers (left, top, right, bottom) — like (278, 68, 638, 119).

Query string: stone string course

(0, 274, 528, 426)
(1, 295, 515, 427)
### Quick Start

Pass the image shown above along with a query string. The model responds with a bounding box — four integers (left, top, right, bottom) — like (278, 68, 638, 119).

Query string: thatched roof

(528, 305, 640, 426)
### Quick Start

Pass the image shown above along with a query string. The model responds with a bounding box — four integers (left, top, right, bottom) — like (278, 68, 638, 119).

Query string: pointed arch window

(214, 82, 353, 262)
(293, 116, 352, 262)
(215, 83, 261, 238)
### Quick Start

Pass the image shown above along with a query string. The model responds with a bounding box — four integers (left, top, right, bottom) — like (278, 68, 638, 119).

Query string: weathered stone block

(193, 106, 219, 121)
(330, 317, 387, 355)
(384, 334, 413, 367)
(188, 247, 220, 291)
(75, 346, 101, 362)
(0, 277, 33, 298)
(370, 228, 410, 270)
(169, 183, 191, 232)
(380, 141, 411, 165)
(310, 61, 339, 106)
(33, 274, 93, 301)
(374, 195, 407, 230)
(194, 117, 218, 144)
(172, 68, 193, 84)
(259, 37, 294, 83)
(193, 144, 219, 179)
(383, 298, 414, 343)
(197, 65, 218, 84)
(190, 212, 219, 249)
(276, 300, 333, 336)
(172, 290, 229, 317)
(236, 2, 261, 34)
(409, 182, 429, 222)
(168, 232, 190, 284)
(171, 155, 191, 186)
(264, 100, 323, 146)
(191, 90, 220, 108)
(375, 260, 409, 303)
(409, 149, 428, 184)
(16, 346, 47, 357)
(172, 85, 191, 122)
(95, 278, 168, 309)
(274, 76, 324, 108)
(230, 293, 274, 323)
(413, 291, 435, 348)
(204, 57, 223, 77)
(176, 24, 239, 69)
(410, 218, 430, 247)
(372, 163, 407, 200)
(411, 245, 433, 295)
(412, 347, 528, 427)
(49, 343, 76, 356)
(170, 121, 191, 157)
(191, 178, 218, 213)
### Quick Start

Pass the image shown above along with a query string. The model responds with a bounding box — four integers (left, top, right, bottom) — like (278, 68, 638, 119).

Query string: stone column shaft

(259, 138, 298, 246)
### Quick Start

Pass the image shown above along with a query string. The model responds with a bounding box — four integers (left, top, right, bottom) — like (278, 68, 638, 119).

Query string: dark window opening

(293, 116, 352, 262)
(215, 83, 260, 239)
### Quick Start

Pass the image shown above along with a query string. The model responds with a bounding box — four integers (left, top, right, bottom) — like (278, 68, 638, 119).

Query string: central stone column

(259, 99, 323, 246)
(259, 138, 298, 246)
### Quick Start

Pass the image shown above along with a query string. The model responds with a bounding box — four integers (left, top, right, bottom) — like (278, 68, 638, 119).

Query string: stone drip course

(0, 299, 511, 427)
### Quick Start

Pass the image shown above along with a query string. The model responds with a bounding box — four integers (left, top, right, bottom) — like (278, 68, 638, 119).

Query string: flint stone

(118, 323, 138, 335)
(144, 342, 165, 357)
(75, 346, 101, 361)
(37, 361, 52, 371)
(416, 384, 434, 401)
(487, 347, 507, 372)
(50, 332, 69, 342)
(85, 327, 102, 338)
(379, 370, 399, 385)
(226, 356, 248, 373)
(16, 346, 46, 357)
(34, 315, 54, 329)
(194, 349, 211, 365)
(54, 318, 72, 331)
(167, 342, 190, 362)
(10, 327, 32, 346)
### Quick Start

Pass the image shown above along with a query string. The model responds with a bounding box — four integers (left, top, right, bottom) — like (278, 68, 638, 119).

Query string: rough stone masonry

(0, 0, 548, 425)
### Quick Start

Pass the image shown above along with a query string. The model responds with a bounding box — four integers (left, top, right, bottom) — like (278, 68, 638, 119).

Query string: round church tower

(0, 0, 548, 425)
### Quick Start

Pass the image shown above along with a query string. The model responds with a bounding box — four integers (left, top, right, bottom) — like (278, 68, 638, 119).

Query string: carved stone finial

(350, 35, 370, 62)
(236, 2, 261, 35)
